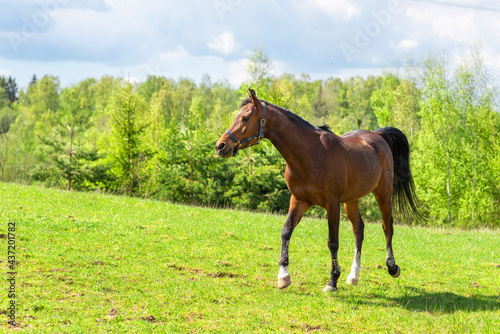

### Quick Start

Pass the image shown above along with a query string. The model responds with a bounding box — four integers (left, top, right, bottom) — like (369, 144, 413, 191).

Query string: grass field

(1, 182, 499, 333)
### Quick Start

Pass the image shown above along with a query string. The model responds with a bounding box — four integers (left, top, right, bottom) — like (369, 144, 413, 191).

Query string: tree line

(1, 45, 499, 228)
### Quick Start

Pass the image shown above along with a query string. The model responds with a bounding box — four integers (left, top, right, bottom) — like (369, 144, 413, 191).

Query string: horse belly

(339, 171, 380, 203)
(339, 151, 382, 203)
(285, 168, 335, 207)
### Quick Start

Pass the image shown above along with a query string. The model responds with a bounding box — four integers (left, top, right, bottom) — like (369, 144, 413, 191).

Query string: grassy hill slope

(1, 183, 499, 333)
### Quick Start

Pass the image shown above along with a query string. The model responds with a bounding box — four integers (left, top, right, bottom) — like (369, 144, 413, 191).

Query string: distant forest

(1, 45, 499, 228)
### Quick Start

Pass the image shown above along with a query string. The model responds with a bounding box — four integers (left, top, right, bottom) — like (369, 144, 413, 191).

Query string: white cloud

(157, 45, 189, 61)
(2, 0, 500, 90)
(406, 6, 478, 43)
(396, 39, 418, 50)
(431, 13, 477, 42)
(298, 0, 361, 20)
(207, 31, 239, 55)
(144, 47, 251, 87)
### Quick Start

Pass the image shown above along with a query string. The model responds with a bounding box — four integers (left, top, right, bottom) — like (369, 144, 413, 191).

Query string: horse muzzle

(215, 140, 235, 158)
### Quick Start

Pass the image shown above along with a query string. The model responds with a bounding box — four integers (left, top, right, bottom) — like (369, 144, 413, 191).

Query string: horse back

(338, 129, 393, 174)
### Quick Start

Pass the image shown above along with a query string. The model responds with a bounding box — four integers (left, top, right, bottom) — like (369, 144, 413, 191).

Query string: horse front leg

(323, 199, 341, 292)
(278, 195, 310, 289)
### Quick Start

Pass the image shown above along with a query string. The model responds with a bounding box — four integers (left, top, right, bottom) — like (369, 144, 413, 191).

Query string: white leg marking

(277, 265, 291, 289)
(278, 266, 290, 279)
(278, 239, 292, 289)
(346, 248, 361, 285)
(322, 284, 336, 292)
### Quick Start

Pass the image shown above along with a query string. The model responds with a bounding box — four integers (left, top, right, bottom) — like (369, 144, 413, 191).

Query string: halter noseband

(225, 102, 267, 156)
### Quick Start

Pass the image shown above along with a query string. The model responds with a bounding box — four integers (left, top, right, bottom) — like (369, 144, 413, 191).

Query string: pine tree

(108, 82, 150, 195)
(33, 86, 112, 190)
(6, 76, 18, 104)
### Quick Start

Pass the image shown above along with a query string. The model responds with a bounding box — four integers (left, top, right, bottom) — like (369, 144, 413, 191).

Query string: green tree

(414, 52, 457, 224)
(453, 43, 500, 225)
(158, 94, 227, 205)
(413, 47, 500, 227)
(269, 74, 295, 109)
(240, 44, 274, 100)
(137, 75, 175, 103)
(108, 82, 151, 195)
(0, 106, 16, 181)
(33, 85, 112, 190)
(5, 75, 60, 182)
(0, 76, 18, 106)
(371, 69, 420, 143)
(33, 136, 113, 190)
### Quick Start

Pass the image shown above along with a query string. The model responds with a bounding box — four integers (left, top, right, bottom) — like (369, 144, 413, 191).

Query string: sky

(0, 0, 499, 89)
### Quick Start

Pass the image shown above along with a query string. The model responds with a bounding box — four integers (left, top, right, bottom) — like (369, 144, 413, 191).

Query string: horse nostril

(217, 143, 226, 151)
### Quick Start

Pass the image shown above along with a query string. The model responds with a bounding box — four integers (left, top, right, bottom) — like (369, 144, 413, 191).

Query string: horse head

(215, 89, 266, 158)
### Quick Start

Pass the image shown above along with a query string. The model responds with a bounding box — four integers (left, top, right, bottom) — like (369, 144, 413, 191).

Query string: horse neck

(264, 106, 322, 168)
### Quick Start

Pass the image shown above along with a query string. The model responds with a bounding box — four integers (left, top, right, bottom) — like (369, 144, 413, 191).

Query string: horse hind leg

(344, 201, 364, 285)
(373, 187, 401, 278)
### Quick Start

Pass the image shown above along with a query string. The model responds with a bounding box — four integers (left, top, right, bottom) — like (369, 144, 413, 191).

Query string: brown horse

(216, 89, 424, 292)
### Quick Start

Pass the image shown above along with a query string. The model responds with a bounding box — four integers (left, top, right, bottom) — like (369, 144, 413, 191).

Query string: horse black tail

(374, 127, 426, 222)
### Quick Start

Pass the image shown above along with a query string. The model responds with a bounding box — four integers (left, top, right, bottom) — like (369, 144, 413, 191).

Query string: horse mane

(240, 98, 331, 133)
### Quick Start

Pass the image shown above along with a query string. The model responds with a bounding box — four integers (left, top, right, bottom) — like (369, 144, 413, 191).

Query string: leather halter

(225, 102, 267, 156)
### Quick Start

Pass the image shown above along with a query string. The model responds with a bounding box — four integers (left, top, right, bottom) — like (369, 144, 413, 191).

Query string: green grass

(0, 182, 499, 333)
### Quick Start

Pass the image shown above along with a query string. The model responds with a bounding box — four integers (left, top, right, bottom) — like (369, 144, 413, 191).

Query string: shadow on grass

(349, 287, 500, 314)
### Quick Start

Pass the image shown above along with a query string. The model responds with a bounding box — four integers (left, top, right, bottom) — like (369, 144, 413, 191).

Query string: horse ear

(249, 89, 259, 106)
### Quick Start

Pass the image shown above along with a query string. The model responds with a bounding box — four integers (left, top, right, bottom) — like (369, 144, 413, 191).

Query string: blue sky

(1, 0, 499, 89)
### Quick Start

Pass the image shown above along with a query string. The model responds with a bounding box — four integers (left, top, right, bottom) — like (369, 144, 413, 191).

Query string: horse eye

(242, 117, 249, 122)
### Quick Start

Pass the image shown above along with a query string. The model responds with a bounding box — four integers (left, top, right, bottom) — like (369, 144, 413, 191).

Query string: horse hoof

(322, 284, 337, 293)
(346, 276, 358, 285)
(278, 275, 291, 289)
(390, 265, 401, 278)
